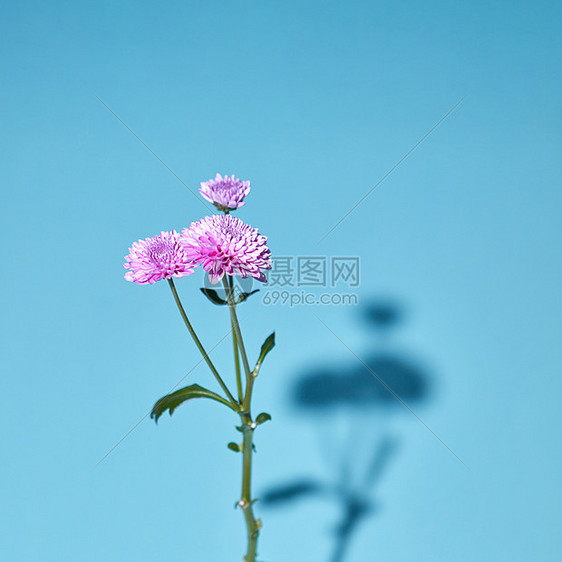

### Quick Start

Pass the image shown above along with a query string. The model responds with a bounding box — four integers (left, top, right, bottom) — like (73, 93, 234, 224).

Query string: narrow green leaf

(151, 384, 236, 423)
(236, 289, 260, 304)
(200, 288, 228, 306)
(255, 332, 275, 369)
(255, 412, 272, 426)
(227, 442, 242, 452)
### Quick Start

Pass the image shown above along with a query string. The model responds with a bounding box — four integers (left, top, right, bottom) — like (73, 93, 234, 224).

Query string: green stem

(167, 278, 237, 407)
(240, 414, 260, 562)
(242, 368, 256, 414)
(221, 276, 261, 559)
(223, 277, 252, 380)
(228, 277, 244, 403)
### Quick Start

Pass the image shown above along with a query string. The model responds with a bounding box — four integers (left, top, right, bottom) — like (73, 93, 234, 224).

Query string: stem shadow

(261, 298, 435, 561)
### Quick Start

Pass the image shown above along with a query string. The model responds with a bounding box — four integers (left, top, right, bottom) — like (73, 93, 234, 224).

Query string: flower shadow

(260, 299, 434, 562)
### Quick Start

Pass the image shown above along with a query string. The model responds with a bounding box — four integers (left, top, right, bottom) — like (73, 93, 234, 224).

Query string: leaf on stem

(236, 289, 260, 304)
(200, 288, 228, 306)
(151, 384, 236, 423)
(227, 442, 242, 452)
(255, 332, 275, 370)
(255, 412, 272, 426)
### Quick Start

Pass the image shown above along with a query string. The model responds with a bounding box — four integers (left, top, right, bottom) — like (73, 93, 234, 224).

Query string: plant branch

(228, 276, 244, 402)
(222, 276, 261, 560)
(167, 278, 237, 407)
(223, 277, 252, 381)
(239, 415, 260, 562)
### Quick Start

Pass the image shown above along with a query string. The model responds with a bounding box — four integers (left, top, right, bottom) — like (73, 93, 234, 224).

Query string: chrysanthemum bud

(199, 173, 251, 211)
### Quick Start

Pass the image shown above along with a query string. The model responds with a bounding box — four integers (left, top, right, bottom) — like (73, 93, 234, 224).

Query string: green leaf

(236, 289, 260, 304)
(255, 412, 272, 426)
(227, 442, 241, 452)
(200, 288, 228, 306)
(255, 332, 275, 369)
(151, 384, 236, 423)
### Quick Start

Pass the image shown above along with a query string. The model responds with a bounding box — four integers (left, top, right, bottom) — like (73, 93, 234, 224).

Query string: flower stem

(222, 277, 261, 560)
(167, 278, 237, 407)
(223, 277, 252, 380)
(228, 277, 244, 403)
(239, 414, 260, 562)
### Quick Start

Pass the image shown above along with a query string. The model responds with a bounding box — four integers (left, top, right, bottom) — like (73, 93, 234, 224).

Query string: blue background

(2, 1, 561, 560)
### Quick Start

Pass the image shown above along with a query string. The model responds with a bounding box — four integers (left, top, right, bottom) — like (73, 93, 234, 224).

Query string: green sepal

(200, 288, 228, 305)
(151, 383, 237, 423)
(255, 412, 272, 426)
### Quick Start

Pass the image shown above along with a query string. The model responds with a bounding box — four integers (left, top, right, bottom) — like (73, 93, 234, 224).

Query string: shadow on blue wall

(261, 299, 434, 562)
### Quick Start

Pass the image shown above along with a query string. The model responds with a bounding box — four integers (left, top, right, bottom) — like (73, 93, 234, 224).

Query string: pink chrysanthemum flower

(124, 230, 197, 285)
(181, 215, 272, 285)
(199, 173, 251, 211)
